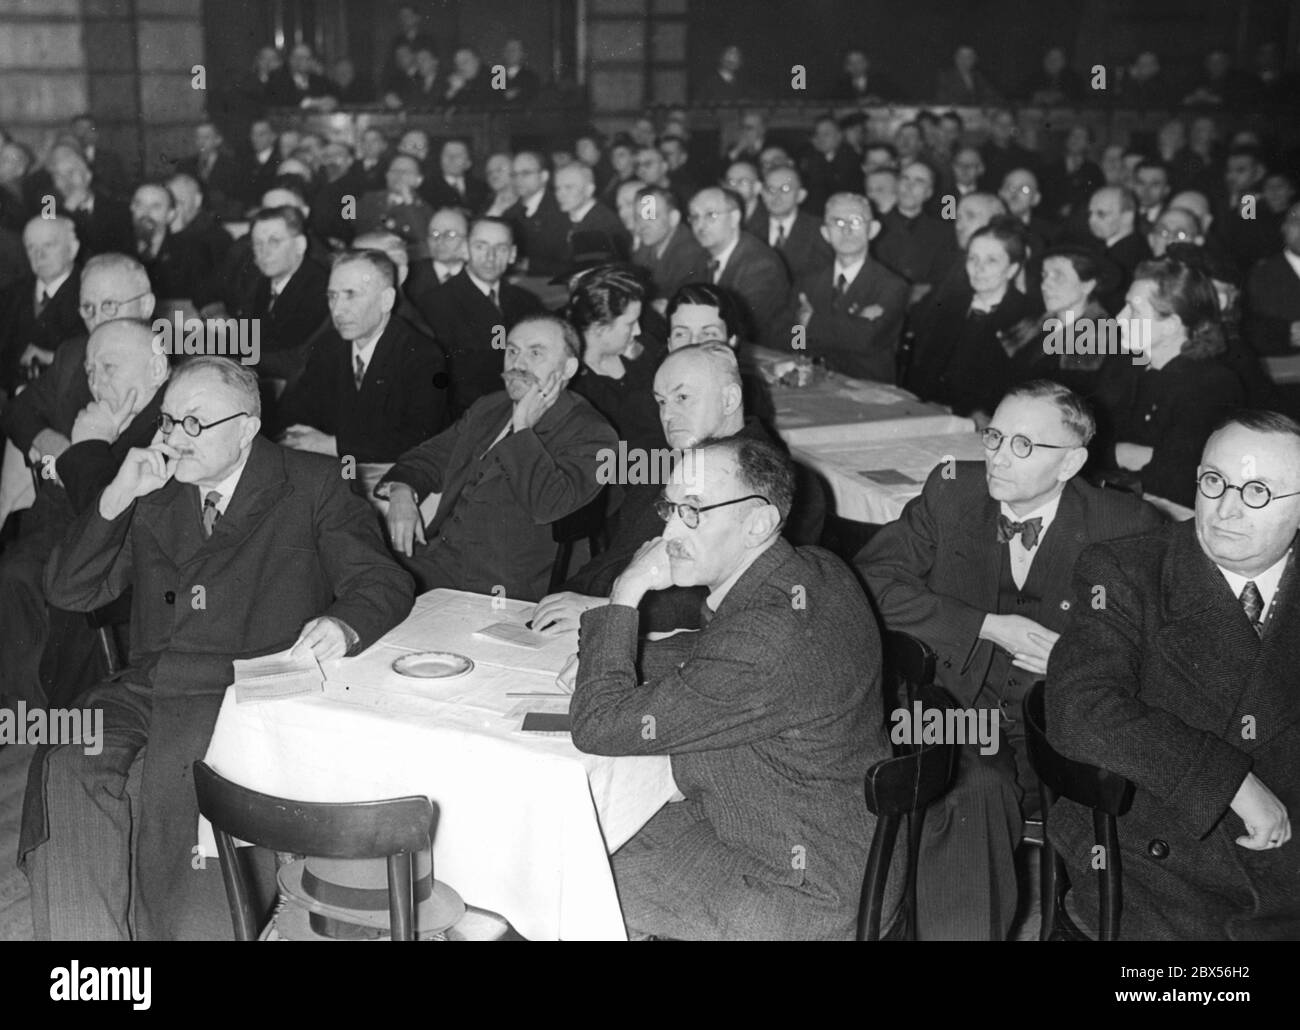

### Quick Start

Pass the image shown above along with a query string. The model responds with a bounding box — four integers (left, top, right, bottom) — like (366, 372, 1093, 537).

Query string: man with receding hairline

(554, 163, 630, 261)
(0, 215, 82, 393)
(1048, 410, 1300, 939)
(748, 165, 833, 282)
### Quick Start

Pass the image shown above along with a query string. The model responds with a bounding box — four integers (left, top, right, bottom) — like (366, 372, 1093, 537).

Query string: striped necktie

(1239, 581, 1264, 637)
(201, 491, 222, 538)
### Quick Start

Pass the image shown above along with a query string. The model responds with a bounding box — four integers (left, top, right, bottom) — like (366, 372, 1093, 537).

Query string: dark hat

(278, 850, 464, 940)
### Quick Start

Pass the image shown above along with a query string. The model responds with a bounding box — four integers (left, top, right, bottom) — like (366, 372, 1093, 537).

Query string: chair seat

(265, 896, 524, 941)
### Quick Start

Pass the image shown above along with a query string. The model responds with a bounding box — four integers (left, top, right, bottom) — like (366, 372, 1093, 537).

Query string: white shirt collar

(569, 199, 596, 224)
(705, 537, 778, 612)
(351, 317, 388, 366)
(522, 190, 543, 217)
(466, 269, 498, 299)
(37, 268, 73, 301)
(200, 451, 252, 516)
(1105, 228, 1133, 249)
(433, 259, 464, 281)
(999, 490, 1063, 550)
(834, 255, 866, 286)
(270, 269, 294, 296)
(768, 211, 796, 245)
(1282, 250, 1300, 282)
(710, 235, 740, 279)
(257, 147, 273, 163)
(1217, 548, 1292, 625)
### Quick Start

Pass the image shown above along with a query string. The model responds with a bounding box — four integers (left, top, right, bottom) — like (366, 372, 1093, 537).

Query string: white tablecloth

(1264, 354, 1300, 385)
(202, 589, 678, 941)
(790, 428, 987, 524)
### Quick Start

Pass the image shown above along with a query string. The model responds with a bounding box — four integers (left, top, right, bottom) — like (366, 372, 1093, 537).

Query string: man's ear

(668, 209, 681, 229)
(796, 188, 807, 206)
(820, 224, 831, 245)
(744, 501, 781, 545)
(239, 414, 262, 449)
(1059, 445, 1089, 482)
(868, 220, 880, 242)
(561, 355, 579, 381)
(381, 285, 396, 313)
(141, 292, 157, 320)
(722, 382, 743, 416)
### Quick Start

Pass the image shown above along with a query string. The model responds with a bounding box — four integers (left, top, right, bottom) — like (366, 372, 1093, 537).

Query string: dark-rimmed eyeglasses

(79, 289, 151, 320)
(655, 493, 770, 529)
(158, 411, 250, 438)
(1197, 470, 1300, 509)
(982, 427, 1077, 459)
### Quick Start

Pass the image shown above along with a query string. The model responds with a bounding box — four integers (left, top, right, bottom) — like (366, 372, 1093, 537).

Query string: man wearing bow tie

(857, 381, 1161, 939)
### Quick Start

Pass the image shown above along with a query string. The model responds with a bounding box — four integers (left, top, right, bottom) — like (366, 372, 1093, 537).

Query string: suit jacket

(276, 316, 449, 463)
(240, 149, 280, 207)
(1046, 523, 1300, 940)
(410, 269, 544, 417)
(503, 191, 571, 278)
(36, 436, 414, 938)
(859, 462, 1163, 707)
(355, 190, 435, 244)
(789, 257, 908, 383)
(715, 231, 791, 348)
(0, 333, 90, 454)
(139, 229, 211, 303)
(936, 68, 1002, 106)
(569, 201, 632, 261)
(1245, 253, 1300, 355)
(420, 174, 490, 215)
(381, 388, 617, 601)
(175, 151, 243, 221)
(632, 222, 710, 300)
(799, 145, 863, 216)
(227, 256, 330, 376)
(266, 68, 337, 106)
(571, 538, 895, 940)
(747, 208, 833, 282)
(874, 208, 960, 290)
(0, 271, 84, 392)
(61, 192, 133, 257)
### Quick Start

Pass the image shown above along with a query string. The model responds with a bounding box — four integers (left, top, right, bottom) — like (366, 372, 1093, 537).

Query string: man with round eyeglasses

(570, 436, 894, 939)
(27, 354, 413, 941)
(1047, 409, 1300, 940)
(859, 380, 1161, 939)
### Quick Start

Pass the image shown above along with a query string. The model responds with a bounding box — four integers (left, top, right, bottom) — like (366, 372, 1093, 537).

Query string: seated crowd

(0, 68, 1297, 942)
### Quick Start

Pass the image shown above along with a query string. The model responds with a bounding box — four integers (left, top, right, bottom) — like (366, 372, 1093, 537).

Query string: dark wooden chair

(548, 490, 607, 593)
(192, 761, 438, 941)
(857, 631, 958, 941)
(1022, 682, 1135, 941)
(86, 592, 132, 677)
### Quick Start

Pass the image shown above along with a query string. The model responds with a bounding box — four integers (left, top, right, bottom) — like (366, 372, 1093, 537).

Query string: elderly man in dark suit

(788, 192, 907, 383)
(410, 216, 544, 417)
(48, 144, 132, 258)
(554, 162, 631, 261)
(0, 300, 168, 711)
(1244, 201, 1300, 355)
(571, 435, 894, 939)
(1047, 410, 1300, 940)
(24, 356, 413, 940)
(129, 182, 212, 305)
(859, 381, 1162, 939)
(276, 250, 448, 464)
(173, 122, 243, 222)
(355, 153, 436, 244)
(1088, 186, 1151, 308)
(688, 186, 790, 348)
(801, 116, 864, 217)
(419, 138, 489, 214)
(0, 215, 82, 393)
(503, 151, 571, 278)
(748, 165, 833, 283)
(377, 314, 616, 602)
(631, 185, 709, 302)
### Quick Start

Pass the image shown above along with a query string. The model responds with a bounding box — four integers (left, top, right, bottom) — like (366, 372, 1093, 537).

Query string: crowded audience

(1, 27, 1298, 946)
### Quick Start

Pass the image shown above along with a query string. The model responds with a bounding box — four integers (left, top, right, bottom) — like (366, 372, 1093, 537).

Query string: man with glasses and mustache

(570, 436, 892, 939)
(377, 313, 615, 601)
(858, 381, 1161, 939)
(502, 151, 570, 279)
(25, 355, 413, 940)
(1048, 410, 1300, 940)
(748, 166, 832, 282)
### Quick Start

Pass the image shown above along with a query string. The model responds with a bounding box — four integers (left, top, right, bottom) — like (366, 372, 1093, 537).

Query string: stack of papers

(232, 640, 325, 703)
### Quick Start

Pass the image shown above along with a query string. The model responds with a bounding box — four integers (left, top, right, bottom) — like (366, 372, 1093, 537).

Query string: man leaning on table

(23, 356, 414, 941)
(857, 380, 1162, 941)
(376, 313, 616, 602)
(571, 436, 897, 939)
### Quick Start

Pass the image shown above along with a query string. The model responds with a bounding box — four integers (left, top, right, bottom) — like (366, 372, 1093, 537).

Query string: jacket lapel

(1021, 481, 1087, 629)
(1243, 545, 1300, 745)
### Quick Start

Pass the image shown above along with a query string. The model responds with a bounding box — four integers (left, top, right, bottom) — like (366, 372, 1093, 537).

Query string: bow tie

(996, 513, 1043, 549)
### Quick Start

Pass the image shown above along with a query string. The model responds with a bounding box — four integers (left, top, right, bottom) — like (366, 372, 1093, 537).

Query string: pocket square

(849, 303, 884, 320)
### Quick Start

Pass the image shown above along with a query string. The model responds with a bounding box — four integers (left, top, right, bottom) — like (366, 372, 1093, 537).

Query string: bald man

(49, 144, 132, 257)
(1087, 185, 1150, 305)
(0, 216, 83, 392)
(0, 315, 168, 711)
(554, 163, 630, 261)
(1147, 206, 1205, 257)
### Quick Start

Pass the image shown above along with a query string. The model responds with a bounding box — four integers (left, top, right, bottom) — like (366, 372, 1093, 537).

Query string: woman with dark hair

(1091, 256, 1245, 508)
(665, 281, 773, 425)
(566, 263, 666, 459)
(905, 216, 1034, 421)
(1005, 243, 1116, 397)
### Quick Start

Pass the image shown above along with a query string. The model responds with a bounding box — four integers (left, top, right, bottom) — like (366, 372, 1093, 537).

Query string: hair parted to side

(169, 355, 262, 418)
(666, 282, 745, 343)
(1003, 379, 1097, 447)
(1211, 408, 1300, 444)
(693, 435, 794, 526)
(565, 263, 646, 334)
(1132, 255, 1225, 359)
(332, 248, 397, 290)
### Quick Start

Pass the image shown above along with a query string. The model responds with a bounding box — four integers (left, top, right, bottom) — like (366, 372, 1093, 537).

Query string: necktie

(354, 354, 366, 390)
(774, 223, 787, 249)
(267, 287, 279, 313)
(699, 598, 715, 628)
(835, 273, 848, 296)
(707, 258, 720, 282)
(201, 491, 222, 538)
(1239, 581, 1264, 637)
(996, 513, 1043, 550)
(35, 289, 48, 317)
(489, 286, 501, 312)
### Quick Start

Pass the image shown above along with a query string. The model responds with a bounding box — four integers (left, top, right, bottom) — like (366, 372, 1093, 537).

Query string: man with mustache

(377, 314, 616, 601)
(570, 436, 895, 939)
(129, 181, 209, 304)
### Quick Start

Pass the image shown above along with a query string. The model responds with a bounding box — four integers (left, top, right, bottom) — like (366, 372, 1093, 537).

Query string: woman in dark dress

(906, 216, 1035, 423)
(1091, 256, 1245, 508)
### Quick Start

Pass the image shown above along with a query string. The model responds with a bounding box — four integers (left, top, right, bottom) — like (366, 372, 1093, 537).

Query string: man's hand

(511, 371, 563, 432)
(295, 615, 357, 660)
(280, 424, 337, 456)
(1115, 442, 1154, 471)
(530, 591, 605, 634)
(29, 428, 72, 464)
(610, 537, 674, 608)
(979, 613, 1060, 676)
(99, 441, 181, 519)
(384, 483, 426, 556)
(71, 389, 138, 445)
(19, 344, 55, 368)
(795, 292, 814, 327)
(1230, 772, 1292, 851)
